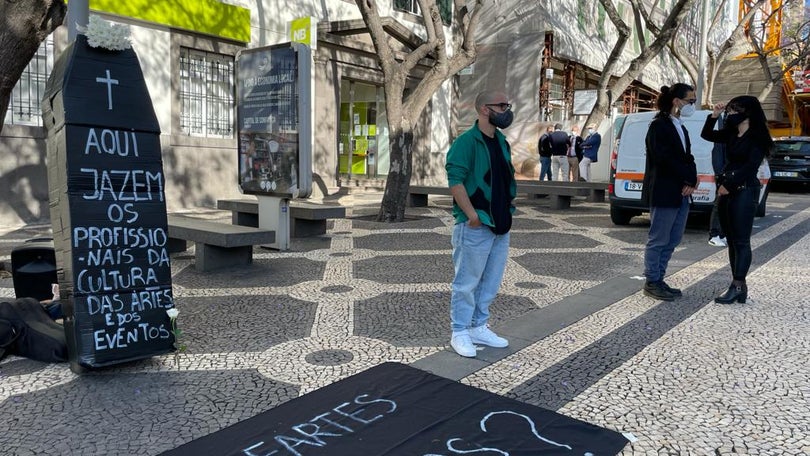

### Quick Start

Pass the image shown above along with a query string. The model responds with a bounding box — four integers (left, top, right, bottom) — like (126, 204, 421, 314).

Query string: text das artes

(242, 394, 397, 456)
(86, 288, 173, 316)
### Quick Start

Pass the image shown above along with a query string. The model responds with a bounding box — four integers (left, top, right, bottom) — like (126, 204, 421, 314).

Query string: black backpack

(0, 298, 67, 363)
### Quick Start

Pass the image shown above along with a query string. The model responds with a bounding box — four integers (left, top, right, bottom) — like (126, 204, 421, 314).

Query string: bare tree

(0, 0, 65, 134)
(582, 0, 697, 131)
(668, 0, 764, 105)
(355, 0, 485, 222)
(745, 0, 810, 100)
(667, 0, 810, 105)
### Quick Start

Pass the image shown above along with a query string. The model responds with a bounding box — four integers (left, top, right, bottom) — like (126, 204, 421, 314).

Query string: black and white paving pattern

(1, 191, 808, 455)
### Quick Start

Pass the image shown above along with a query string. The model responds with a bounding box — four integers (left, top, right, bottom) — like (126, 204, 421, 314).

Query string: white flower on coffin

(77, 16, 132, 51)
(165, 307, 186, 369)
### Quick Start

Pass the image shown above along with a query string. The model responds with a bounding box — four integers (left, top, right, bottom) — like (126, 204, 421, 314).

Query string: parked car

(608, 111, 770, 225)
(769, 136, 810, 190)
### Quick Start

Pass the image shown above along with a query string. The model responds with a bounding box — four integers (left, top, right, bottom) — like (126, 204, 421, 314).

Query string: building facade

(454, 0, 738, 182)
(1, 0, 455, 227)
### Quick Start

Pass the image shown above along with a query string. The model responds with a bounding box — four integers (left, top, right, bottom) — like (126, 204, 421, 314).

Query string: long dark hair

(654, 83, 694, 120)
(726, 95, 774, 157)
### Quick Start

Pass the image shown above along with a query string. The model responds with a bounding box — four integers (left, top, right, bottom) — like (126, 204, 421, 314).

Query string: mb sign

(290, 17, 317, 48)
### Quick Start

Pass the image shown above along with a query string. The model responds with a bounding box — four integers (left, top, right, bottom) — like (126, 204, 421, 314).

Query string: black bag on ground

(0, 297, 67, 363)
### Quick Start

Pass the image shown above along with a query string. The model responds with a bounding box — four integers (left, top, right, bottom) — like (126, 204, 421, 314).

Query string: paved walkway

(0, 191, 808, 455)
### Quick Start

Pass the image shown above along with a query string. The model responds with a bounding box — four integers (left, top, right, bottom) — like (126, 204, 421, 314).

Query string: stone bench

(571, 181, 609, 202)
(517, 181, 612, 209)
(216, 198, 346, 237)
(167, 215, 275, 271)
(406, 185, 453, 207)
(406, 183, 604, 210)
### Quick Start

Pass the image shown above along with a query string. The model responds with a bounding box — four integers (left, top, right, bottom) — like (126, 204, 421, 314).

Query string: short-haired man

(445, 90, 516, 358)
(579, 123, 601, 182)
(548, 123, 570, 181)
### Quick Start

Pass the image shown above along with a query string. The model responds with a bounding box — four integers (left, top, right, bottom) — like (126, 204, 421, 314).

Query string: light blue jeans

(644, 197, 690, 283)
(450, 222, 510, 332)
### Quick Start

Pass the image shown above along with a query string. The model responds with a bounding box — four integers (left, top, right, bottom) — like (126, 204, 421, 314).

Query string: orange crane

(739, 0, 783, 56)
(738, 0, 808, 135)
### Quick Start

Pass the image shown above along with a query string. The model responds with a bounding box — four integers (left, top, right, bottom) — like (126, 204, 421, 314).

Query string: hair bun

(660, 86, 670, 94)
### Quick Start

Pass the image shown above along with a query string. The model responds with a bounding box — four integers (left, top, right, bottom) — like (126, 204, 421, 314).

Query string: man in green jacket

(445, 90, 516, 358)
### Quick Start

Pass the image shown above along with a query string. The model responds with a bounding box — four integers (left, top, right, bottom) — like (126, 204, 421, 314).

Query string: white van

(608, 110, 770, 225)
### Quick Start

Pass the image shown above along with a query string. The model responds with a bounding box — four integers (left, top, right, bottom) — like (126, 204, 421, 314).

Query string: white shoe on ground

(469, 325, 509, 348)
(708, 236, 727, 247)
(450, 331, 477, 357)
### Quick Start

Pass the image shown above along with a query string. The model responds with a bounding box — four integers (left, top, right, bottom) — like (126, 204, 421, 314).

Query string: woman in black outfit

(700, 96, 772, 304)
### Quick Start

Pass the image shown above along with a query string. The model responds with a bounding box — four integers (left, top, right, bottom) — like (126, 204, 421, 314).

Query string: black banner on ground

(161, 362, 629, 455)
(42, 35, 175, 369)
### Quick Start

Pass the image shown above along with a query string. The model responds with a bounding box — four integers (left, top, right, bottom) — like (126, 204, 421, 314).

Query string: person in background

(700, 96, 772, 304)
(579, 123, 601, 182)
(708, 116, 728, 247)
(641, 83, 698, 301)
(568, 125, 583, 182)
(445, 90, 516, 358)
(548, 123, 570, 181)
(538, 125, 553, 181)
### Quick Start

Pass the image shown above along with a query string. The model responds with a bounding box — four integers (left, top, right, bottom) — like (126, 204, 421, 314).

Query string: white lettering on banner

(73, 226, 167, 249)
(80, 168, 163, 202)
(84, 128, 138, 156)
(76, 266, 158, 293)
(86, 288, 173, 315)
(86, 248, 134, 266)
(241, 395, 398, 456)
(93, 322, 171, 350)
(422, 410, 587, 455)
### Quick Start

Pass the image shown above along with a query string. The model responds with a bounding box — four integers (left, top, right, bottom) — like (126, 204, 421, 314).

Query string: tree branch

(630, 0, 657, 38)
(403, 0, 483, 124)
(354, 0, 399, 82)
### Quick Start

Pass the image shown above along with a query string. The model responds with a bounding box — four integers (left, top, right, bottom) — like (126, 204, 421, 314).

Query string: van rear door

(613, 115, 649, 201)
(614, 113, 717, 206)
(681, 116, 716, 205)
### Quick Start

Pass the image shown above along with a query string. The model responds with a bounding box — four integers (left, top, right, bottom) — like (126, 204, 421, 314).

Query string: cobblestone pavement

(1, 191, 808, 455)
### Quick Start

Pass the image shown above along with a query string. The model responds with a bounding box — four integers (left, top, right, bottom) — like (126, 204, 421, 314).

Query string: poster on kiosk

(237, 43, 312, 199)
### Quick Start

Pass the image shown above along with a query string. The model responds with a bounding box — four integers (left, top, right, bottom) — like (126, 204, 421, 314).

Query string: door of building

(339, 81, 388, 179)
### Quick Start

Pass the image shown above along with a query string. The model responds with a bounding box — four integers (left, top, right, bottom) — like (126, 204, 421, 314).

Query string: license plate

(624, 182, 643, 191)
(773, 171, 798, 177)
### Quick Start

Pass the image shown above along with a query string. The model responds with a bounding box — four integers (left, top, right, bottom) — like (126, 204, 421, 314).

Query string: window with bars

(5, 37, 53, 127)
(179, 48, 234, 138)
(394, 0, 452, 25)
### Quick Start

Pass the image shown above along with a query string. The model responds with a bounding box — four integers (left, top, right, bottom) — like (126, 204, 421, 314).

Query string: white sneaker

(450, 331, 477, 357)
(469, 325, 509, 348)
(708, 236, 727, 247)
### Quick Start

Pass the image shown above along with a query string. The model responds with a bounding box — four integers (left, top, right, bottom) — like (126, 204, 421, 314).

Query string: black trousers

(718, 186, 759, 281)
(709, 185, 724, 238)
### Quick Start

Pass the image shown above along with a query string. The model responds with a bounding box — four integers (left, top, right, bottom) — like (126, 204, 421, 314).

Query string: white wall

(131, 28, 172, 134)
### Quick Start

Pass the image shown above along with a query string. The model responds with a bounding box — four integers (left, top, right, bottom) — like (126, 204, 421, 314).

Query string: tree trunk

(377, 128, 414, 222)
(0, 0, 65, 133)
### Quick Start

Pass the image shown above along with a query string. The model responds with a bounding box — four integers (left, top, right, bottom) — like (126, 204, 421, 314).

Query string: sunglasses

(683, 99, 696, 105)
(486, 103, 512, 110)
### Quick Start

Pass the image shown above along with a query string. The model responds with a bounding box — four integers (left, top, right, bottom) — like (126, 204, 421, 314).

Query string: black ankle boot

(715, 283, 747, 304)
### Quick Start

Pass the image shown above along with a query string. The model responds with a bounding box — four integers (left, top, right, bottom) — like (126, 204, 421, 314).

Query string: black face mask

(488, 109, 514, 129)
(724, 113, 747, 129)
